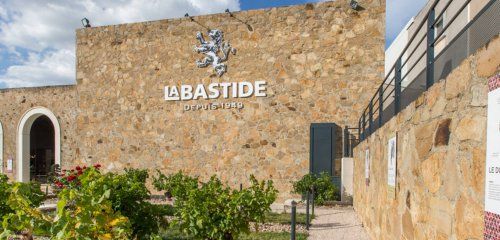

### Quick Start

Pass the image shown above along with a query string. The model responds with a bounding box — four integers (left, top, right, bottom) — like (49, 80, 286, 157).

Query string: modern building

(380, 0, 497, 124)
(0, 0, 385, 200)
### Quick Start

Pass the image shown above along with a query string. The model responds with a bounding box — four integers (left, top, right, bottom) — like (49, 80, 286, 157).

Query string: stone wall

(353, 37, 499, 239)
(0, 86, 77, 180)
(73, 0, 384, 200)
(0, 0, 385, 200)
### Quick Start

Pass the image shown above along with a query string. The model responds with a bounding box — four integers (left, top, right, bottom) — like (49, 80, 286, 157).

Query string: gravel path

(307, 206, 369, 240)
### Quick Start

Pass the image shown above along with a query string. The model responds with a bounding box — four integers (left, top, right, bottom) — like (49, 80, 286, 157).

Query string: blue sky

(385, 0, 427, 48)
(0, 0, 424, 89)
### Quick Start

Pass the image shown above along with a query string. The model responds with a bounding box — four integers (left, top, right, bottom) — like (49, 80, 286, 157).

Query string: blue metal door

(309, 123, 336, 176)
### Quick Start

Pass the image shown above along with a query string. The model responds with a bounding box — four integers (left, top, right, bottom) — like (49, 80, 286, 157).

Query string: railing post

(426, 8, 435, 89)
(358, 120, 361, 142)
(343, 126, 349, 157)
(311, 188, 315, 217)
(362, 113, 366, 141)
(349, 135, 353, 157)
(395, 58, 402, 114)
(291, 201, 296, 240)
(306, 191, 310, 230)
(369, 101, 373, 134)
(378, 87, 383, 128)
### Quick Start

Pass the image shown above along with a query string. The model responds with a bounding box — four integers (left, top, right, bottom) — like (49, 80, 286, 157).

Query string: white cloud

(0, 5, 7, 20)
(386, 0, 426, 48)
(0, 0, 240, 89)
(0, 49, 74, 88)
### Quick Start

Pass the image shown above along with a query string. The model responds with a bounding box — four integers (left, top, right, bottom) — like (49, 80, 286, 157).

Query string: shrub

(0, 174, 49, 238)
(1, 168, 170, 240)
(0, 174, 12, 218)
(106, 169, 169, 239)
(170, 173, 278, 240)
(53, 166, 168, 239)
(0, 175, 45, 216)
(290, 173, 315, 197)
(52, 164, 101, 190)
(153, 170, 199, 200)
(292, 172, 339, 205)
(50, 166, 132, 239)
(237, 176, 278, 227)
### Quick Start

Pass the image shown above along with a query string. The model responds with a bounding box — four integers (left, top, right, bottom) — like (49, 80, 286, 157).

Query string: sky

(386, 0, 427, 48)
(0, 0, 425, 89)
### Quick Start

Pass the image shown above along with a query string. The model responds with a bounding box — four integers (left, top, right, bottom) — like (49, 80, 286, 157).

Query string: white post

(341, 157, 354, 202)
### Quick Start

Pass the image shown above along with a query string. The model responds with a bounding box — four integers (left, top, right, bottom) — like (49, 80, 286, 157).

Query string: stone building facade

(0, 0, 385, 200)
(353, 37, 499, 239)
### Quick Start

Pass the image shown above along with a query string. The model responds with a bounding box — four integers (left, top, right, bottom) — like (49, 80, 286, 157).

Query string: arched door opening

(17, 108, 61, 183)
(29, 116, 55, 182)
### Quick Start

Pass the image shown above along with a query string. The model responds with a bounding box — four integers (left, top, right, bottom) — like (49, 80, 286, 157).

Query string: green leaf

(196, 219, 203, 228)
(57, 198, 67, 216)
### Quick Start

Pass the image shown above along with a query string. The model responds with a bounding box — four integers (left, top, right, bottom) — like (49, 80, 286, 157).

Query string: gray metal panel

(434, 0, 499, 83)
(310, 123, 337, 176)
(469, 0, 500, 54)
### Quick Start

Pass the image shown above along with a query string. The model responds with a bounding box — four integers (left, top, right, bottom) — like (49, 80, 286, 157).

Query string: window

(435, 15, 445, 37)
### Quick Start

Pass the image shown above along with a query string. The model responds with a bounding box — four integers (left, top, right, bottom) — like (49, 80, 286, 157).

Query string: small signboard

(365, 148, 370, 186)
(387, 135, 397, 199)
(6, 158, 13, 173)
(485, 74, 500, 239)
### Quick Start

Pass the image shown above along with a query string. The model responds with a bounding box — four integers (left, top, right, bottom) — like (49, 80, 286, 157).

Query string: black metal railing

(356, 0, 499, 142)
(343, 126, 359, 157)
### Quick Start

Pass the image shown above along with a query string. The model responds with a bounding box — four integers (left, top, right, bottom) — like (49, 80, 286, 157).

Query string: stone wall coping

(0, 84, 76, 93)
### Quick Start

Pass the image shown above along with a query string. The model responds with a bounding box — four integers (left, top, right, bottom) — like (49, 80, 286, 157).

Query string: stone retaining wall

(353, 36, 499, 239)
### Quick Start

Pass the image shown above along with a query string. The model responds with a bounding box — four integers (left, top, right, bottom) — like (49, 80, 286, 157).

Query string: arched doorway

(29, 116, 55, 182)
(17, 108, 60, 182)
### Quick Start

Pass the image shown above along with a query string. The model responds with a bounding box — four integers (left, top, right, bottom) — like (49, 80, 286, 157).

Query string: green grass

(158, 210, 312, 239)
(159, 225, 308, 240)
(159, 226, 190, 240)
(162, 206, 311, 224)
(240, 232, 308, 240)
(160, 229, 307, 240)
(265, 212, 314, 225)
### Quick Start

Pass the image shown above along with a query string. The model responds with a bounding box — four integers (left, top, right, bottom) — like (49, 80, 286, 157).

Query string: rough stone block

(434, 118, 451, 147)
(421, 152, 444, 194)
(454, 194, 484, 239)
(445, 59, 471, 100)
(454, 115, 486, 142)
(402, 210, 414, 240)
(476, 36, 500, 77)
(414, 120, 437, 161)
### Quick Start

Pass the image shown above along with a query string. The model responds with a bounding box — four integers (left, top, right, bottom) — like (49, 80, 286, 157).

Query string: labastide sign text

(164, 81, 267, 111)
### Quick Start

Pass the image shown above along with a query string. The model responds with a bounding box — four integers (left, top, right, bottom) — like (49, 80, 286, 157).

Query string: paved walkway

(307, 206, 370, 240)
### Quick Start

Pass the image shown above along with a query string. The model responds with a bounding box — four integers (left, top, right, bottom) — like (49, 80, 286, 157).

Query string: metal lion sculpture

(194, 29, 236, 77)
